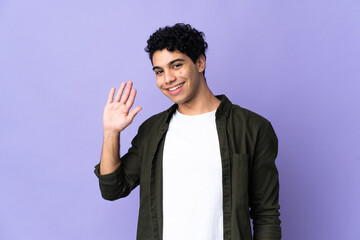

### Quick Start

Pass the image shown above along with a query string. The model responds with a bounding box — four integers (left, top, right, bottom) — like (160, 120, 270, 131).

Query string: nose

(164, 70, 176, 84)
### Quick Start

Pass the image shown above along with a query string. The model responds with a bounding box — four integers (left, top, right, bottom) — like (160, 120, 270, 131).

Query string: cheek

(156, 78, 162, 88)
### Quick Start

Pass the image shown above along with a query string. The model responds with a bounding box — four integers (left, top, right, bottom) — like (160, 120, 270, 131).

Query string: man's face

(152, 49, 205, 105)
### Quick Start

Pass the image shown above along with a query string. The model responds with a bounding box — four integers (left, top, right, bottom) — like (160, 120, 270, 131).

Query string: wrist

(103, 130, 120, 139)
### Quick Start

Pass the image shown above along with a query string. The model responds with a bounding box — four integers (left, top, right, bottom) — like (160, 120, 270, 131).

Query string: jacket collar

(163, 94, 232, 123)
(215, 94, 232, 118)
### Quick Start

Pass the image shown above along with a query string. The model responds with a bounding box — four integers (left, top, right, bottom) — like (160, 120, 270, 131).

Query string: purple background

(1, 0, 359, 239)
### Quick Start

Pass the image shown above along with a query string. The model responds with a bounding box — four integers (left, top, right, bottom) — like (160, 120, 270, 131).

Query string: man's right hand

(103, 81, 142, 134)
(100, 81, 142, 175)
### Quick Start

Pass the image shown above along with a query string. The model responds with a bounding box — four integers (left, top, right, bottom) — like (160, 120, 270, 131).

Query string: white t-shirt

(162, 109, 223, 240)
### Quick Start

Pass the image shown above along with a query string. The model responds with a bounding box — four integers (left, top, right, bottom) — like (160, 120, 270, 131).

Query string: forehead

(152, 49, 190, 67)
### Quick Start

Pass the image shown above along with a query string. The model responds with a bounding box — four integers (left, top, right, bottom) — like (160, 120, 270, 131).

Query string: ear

(196, 54, 206, 73)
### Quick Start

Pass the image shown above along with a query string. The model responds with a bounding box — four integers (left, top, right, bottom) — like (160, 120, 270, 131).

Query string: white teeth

(169, 83, 184, 91)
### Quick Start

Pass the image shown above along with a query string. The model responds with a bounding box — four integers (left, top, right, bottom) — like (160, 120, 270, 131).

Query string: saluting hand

(103, 81, 142, 134)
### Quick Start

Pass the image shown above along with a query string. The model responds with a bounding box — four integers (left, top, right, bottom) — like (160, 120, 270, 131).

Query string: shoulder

(137, 104, 176, 133)
(216, 94, 275, 136)
(140, 110, 167, 129)
(226, 102, 278, 153)
(230, 104, 271, 128)
(218, 94, 271, 130)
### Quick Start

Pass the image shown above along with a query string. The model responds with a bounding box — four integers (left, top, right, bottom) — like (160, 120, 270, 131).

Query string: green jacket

(94, 95, 281, 240)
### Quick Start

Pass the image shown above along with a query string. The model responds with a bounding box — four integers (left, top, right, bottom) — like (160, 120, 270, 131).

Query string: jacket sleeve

(94, 126, 143, 201)
(249, 121, 281, 240)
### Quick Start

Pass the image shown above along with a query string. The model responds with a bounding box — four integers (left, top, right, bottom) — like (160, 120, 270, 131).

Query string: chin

(172, 97, 189, 105)
(165, 95, 183, 104)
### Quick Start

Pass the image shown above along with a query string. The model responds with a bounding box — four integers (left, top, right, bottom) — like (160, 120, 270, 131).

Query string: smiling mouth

(167, 83, 185, 91)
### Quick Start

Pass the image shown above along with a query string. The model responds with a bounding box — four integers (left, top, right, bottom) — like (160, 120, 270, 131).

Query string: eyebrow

(152, 58, 185, 71)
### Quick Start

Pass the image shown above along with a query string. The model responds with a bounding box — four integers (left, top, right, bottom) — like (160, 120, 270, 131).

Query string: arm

(100, 81, 142, 175)
(250, 122, 281, 240)
(95, 81, 142, 200)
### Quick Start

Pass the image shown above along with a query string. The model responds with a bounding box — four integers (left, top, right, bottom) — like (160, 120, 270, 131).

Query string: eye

(173, 64, 182, 69)
(155, 70, 163, 75)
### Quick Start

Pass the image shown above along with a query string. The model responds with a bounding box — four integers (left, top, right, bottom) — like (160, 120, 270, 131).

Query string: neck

(177, 78, 221, 116)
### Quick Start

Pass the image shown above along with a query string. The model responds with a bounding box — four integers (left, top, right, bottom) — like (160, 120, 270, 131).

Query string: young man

(94, 23, 281, 240)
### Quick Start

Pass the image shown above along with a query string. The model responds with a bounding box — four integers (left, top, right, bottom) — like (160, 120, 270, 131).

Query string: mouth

(167, 82, 185, 92)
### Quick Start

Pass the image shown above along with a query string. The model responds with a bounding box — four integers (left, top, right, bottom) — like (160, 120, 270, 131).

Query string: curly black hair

(145, 23, 208, 73)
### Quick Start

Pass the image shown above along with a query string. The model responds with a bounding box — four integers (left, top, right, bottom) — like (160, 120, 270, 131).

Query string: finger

(128, 106, 142, 121)
(115, 82, 126, 102)
(120, 81, 133, 104)
(125, 88, 137, 108)
(107, 88, 115, 104)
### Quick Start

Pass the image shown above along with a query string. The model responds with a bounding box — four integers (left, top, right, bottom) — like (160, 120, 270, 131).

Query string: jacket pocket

(231, 153, 249, 207)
